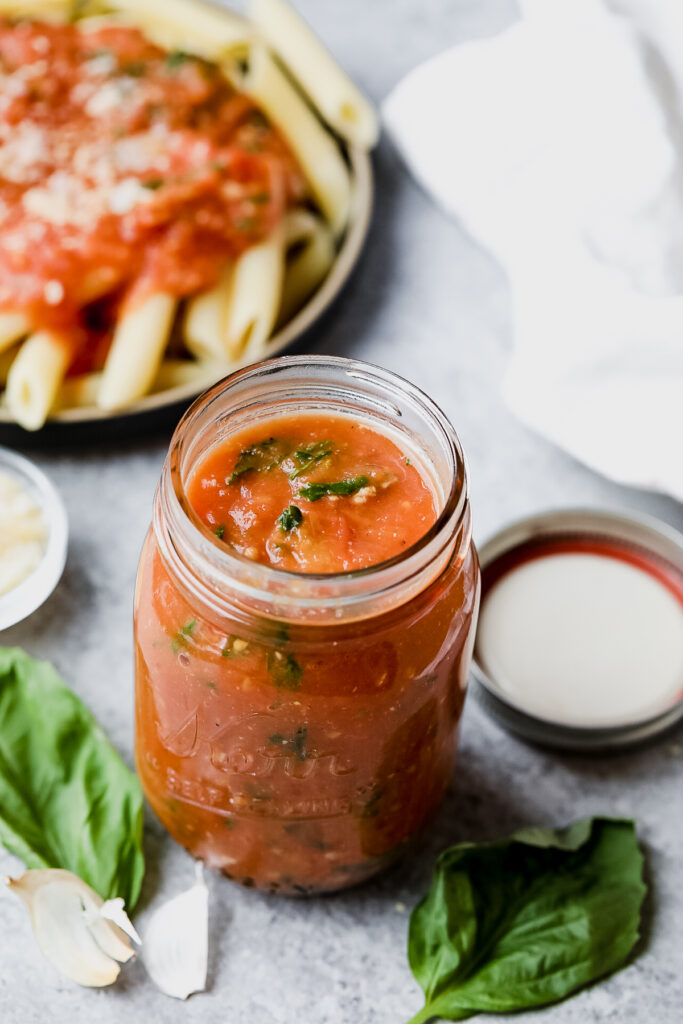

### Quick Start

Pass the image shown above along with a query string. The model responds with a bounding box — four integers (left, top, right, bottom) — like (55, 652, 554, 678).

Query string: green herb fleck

(277, 505, 303, 532)
(250, 191, 271, 205)
(236, 216, 257, 233)
(224, 817, 236, 830)
(275, 622, 290, 644)
(361, 786, 383, 819)
(406, 457, 412, 466)
(165, 49, 192, 69)
(123, 61, 146, 77)
(229, 437, 290, 482)
(214, 524, 225, 539)
(268, 725, 309, 761)
(172, 619, 197, 652)
(298, 475, 369, 502)
(211, 159, 226, 172)
(289, 440, 335, 479)
(267, 650, 303, 690)
(283, 822, 331, 850)
(141, 178, 164, 190)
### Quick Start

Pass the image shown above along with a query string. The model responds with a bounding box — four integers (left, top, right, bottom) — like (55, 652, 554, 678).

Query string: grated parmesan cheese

(108, 177, 154, 215)
(44, 280, 64, 305)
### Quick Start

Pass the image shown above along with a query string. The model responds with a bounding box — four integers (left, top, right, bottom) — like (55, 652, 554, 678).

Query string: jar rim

(156, 355, 470, 619)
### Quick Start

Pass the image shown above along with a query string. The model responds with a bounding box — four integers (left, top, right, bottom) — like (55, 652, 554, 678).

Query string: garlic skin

(142, 863, 208, 1000)
(5, 869, 136, 987)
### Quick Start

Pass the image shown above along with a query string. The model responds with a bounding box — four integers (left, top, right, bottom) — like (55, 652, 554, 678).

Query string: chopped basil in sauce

(268, 725, 309, 761)
(172, 619, 197, 651)
(214, 524, 225, 539)
(122, 61, 146, 77)
(228, 437, 290, 482)
(250, 191, 271, 205)
(298, 475, 369, 501)
(141, 178, 164, 190)
(289, 440, 335, 479)
(267, 650, 303, 689)
(165, 49, 192, 69)
(277, 505, 303, 531)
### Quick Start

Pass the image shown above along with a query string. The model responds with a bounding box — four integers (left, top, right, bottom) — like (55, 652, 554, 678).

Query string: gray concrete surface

(1, 1, 681, 1021)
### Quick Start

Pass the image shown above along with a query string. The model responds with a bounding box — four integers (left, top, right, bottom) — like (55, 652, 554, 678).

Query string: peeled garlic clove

(142, 863, 208, 999)
(5, 869, 135, 988)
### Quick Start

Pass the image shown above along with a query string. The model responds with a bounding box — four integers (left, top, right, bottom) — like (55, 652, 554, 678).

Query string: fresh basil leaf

(298, 475, 369, 501)
(0, 647, 145, 910)
(228, 437, 290, 482)
(405, 817, 645, 1024)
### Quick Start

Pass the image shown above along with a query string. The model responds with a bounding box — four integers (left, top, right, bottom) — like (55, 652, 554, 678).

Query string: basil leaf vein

(405, 817, 645, 1024)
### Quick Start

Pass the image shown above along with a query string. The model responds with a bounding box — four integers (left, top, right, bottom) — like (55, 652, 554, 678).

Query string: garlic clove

(5, 869, 135, 988)
(142, 863, 208, 1000)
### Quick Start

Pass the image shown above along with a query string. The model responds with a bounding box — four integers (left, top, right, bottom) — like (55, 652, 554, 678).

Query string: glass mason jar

(134, 356, 480, 894)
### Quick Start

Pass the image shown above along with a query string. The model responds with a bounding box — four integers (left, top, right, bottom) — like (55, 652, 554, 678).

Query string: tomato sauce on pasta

(0, 19, 305, 363)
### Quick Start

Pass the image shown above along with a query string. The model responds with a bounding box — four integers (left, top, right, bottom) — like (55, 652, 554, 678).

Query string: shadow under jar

(134, 356, 480, 894)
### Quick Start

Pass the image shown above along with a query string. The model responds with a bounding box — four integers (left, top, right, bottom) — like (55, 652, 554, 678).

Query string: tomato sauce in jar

(134, 357, 480, 893)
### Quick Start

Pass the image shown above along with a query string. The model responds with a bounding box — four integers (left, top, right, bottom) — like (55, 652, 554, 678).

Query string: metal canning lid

(471, 508, 683, 751)
(0, 446, 68, 631)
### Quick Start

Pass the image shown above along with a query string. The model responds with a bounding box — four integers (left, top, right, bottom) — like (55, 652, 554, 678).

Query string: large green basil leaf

(406, 817, 645, 1024)
(0, 647, 144, 909)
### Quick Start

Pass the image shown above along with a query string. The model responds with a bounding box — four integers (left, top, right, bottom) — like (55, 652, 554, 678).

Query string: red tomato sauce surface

(0, 19, 304, 365)
(187, 414, 439, 573)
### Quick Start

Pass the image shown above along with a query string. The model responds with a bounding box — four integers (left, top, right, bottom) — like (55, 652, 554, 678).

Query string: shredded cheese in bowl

(0, 447, 67, 629)
(0, 469, 48, 595)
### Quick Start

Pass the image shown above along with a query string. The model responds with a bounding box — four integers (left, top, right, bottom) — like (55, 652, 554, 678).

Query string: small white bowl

(0, 446, 68, 630)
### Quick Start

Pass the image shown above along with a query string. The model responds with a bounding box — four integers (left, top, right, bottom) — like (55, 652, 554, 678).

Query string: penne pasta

(184, 265, 234, 363)
(0, 0, 71, 21)
(250, 0, 378, 149)
(89, 0, 252, 61)
(0, 4, 365, 429)
(97, 292, 176, 411)
(221, 227, 285, 360)
(279, 208, 335, 325)
(0, 312, 30, 355)
(229, 44, 352, 237)
(52, 371, 101, 412)
(52, 360, 227, 411)
(6, 331, 72, 431)
(153, 358, 227, 392)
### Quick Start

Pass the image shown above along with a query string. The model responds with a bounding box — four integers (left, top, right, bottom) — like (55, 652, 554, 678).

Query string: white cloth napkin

(383, 0, 683, 501)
